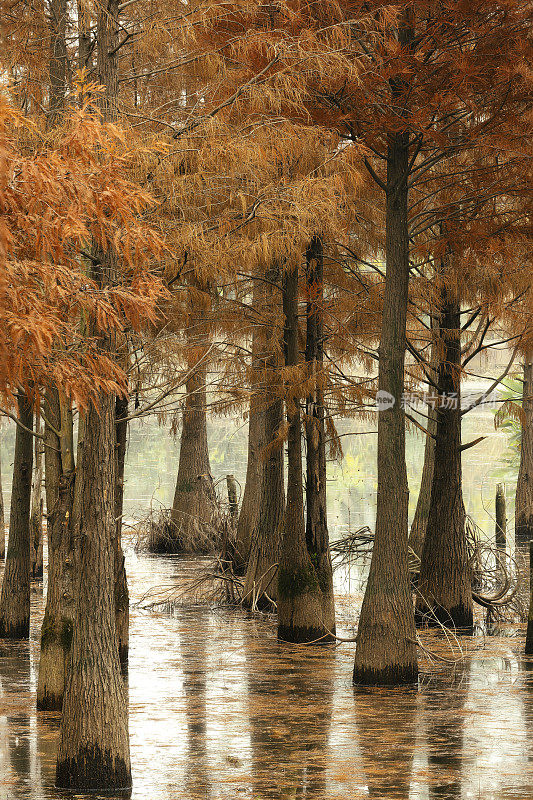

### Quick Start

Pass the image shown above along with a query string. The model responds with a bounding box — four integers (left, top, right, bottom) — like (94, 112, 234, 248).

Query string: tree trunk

(37, 388, 76, 710)
(168, 355, 216, 553)
(495, 483, 506, 551)
(56, 0, 131, 789)
(114, 394, 129, 674)
(516, 355, 533, 547)
(0, 432, 5, 560)
(49, 0, 67, 125)
(231, 285, 268, 574)
(304, 236, 335, 635)
(416, 290, 473, 632)
(409, 322, 438, 559)
(242, 393, 285, 609)
(353, 128, 418, 685)
(55, 395, 131, 792)
(30, 414, 44, 579)
(277, 265, 332, 643)
(0, 392, 34, 638)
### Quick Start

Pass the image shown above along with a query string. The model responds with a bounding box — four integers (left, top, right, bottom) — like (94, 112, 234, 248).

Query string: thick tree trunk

(0, 434, 5, 559)
(168, 358, 216, 553)
(416, 291, 473, 632)
(242, 394, 284, 609)
(231, 287, 268, 574)
(55, 395, 131, 792)
(37, 388, 76, 711)
(0, 391, 34, 639)
(304, 236, 335, 635)
(353, 128, 418, 685)
(30, 414, 44, 579)
(114, 394, 129, 673)
(516, 355, 533, 547)
(277, 265, 332, 643)
(56, 1, 131, 789)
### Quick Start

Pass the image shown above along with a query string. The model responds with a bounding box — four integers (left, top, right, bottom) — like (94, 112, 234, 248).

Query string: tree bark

(353, 127, 418, 685)
(0, 432, 5, 560)
(0, 391, 34, 638)
(516, 355, 533, 547)
(231, 284, 268, 574)
(277, 265, 333, 643)
(115, 394, 129, 674)
(56, 0, 131, 789)
(304, 236, 335, 635)
(167, 328, 216, 553)
(49, 0, 67, 126)
(30, 414, 44, 579)
(416, 290, 473, 632)
(55, 395, 131, 792)
(37, 388, 76, 710)
(242, 392, 284, 609)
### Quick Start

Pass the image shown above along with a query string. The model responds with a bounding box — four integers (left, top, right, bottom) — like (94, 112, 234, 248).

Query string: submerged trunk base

(353, 664, 418, 688)
(0, 618, 29, 639)
(56, 746, 132, 794)
(415, 602, 473, 633)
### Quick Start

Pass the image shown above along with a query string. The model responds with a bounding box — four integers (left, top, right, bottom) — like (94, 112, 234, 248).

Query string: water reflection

(422, 668, 470, 800)
(246, 634, 334, 798)
(1, 551, 533, 799)
(354, 687, 417, 799)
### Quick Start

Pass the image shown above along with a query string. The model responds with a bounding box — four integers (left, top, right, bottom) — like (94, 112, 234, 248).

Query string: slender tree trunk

(516, 355, 533, 547)
(277, 265, 332, 643)
(37, 389, 76, 710)
(30, 414, 44, 579)
(115, 394, 129, 673)
(56, 0, 131, 789)
(56, 396, 131, 791)
(78, 0, 92, 71)
(0, 433, 5, 560)
(304, 236, 335, 635)
(416, 289, 473, 631)
(353, 127, 418, 685)
(409, 319, 438, 559)
(231, 287, 268, 574)
(0, 391, 34, 638)
(168, 344, 216, 553)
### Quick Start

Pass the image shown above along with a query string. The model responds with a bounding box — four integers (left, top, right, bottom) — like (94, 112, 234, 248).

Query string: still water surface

(0, 545, 532, 800)
(0, 394, 528, 800)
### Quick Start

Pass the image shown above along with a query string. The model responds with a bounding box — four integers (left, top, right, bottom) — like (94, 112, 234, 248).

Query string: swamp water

(0, 397, 529, 800)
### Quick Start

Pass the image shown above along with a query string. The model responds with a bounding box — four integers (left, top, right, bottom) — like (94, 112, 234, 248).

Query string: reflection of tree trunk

(37, 388, 76, 710)
(516, 355, 533, 546)
(0, 432, 5, 559)
(245, 630, 333, 799)
(30, 414, 44, 579)
(423, 668, 469, 800)
(231, 283, 268, 575)
(0, 391, 33, 638)
(355, 687, 417, 799)
(0, 641, 32, 793)
(417, 289, 473, 632)
(115, 394, 129, 674)
(179, 611, 211, 798)
(278, 265, 332, 643)
(354, 120, 418, 684)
